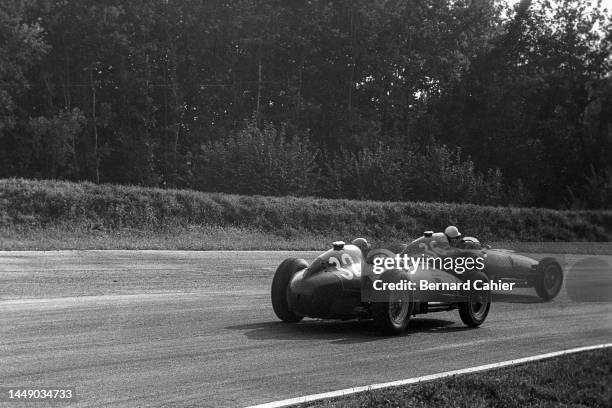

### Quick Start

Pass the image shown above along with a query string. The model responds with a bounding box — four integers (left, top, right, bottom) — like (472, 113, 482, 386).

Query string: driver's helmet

(444, 226, 461, 241)
(351, 237, 370, 256)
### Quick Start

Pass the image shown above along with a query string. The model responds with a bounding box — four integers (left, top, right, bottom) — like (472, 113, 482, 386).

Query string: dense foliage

(1, 178, 610, 242)
(194, 120, 517, 204)
(0, 0, 610, 208)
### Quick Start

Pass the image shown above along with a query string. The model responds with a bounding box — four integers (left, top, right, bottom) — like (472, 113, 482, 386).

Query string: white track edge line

(245, 343, 612, 408)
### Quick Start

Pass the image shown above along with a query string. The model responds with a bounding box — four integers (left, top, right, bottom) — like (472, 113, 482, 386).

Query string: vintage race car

(401, 232, 564, 301)
(271, 235, 492, 335)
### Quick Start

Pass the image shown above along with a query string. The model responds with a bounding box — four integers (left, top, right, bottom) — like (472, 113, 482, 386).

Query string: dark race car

(400, 232, 564, 301)
(271, 237, 492, 335)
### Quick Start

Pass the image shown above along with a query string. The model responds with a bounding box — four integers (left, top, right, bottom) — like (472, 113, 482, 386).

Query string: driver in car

(444, 225, 463, 248)
(444, 225, 483, 250)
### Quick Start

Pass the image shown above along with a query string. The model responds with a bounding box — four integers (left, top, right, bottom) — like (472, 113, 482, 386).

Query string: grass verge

(297, 347, 612, 408)
(0, 178, 610, 250)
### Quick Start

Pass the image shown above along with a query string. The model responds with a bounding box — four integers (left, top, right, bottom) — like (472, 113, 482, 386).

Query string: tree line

(1, 0, 610, 208)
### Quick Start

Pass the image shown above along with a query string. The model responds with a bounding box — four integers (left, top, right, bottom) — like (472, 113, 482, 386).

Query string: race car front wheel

(458, 271, 491, 327)
(535, 257, 564, 301)
(271, 258, 308, 322)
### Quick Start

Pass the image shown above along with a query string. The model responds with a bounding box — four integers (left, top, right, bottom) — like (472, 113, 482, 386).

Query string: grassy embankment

(0, 178, 610, 251)
(297, 348, 612, 408)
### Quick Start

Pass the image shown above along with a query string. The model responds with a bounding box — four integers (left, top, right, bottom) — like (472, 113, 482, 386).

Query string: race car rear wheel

(271, 258, 308, 323)
(371, 270, 413, 335)
(535, 257, 563, 301)
(458, 271, 491, 327)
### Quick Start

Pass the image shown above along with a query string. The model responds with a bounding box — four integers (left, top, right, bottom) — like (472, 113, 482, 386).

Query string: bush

(191, 121, 533, 206)
(327, 142, 519, 206)
(195, 120, 320, 197)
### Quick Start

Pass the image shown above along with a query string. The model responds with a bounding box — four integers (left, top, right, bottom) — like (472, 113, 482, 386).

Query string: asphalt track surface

(1, 250, 611, 407)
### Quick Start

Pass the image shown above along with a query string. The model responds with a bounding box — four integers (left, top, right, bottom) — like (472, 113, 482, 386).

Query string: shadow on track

(226, 317, 471, 345)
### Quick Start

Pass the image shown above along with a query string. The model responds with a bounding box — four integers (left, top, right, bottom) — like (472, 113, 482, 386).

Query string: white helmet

(444, 226, 461, 239)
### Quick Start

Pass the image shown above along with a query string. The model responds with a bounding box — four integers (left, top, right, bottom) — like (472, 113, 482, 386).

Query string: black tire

(535, 257, 564, 301)
(458, 271, 491, 327)
(371, 270, 413, 335)
(271, 258, 308, 322)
